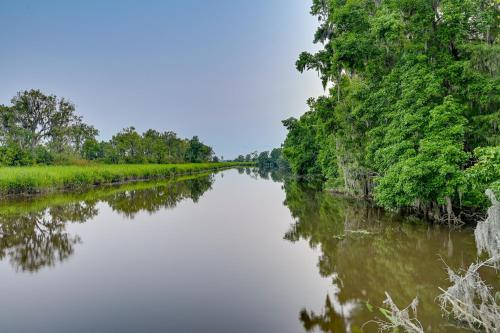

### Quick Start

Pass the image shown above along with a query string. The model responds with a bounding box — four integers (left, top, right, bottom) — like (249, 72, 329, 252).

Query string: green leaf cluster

(283, 0, 499, 213)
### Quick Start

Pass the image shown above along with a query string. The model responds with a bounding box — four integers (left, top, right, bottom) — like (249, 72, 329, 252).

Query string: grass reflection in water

(0, 173, 215, 272)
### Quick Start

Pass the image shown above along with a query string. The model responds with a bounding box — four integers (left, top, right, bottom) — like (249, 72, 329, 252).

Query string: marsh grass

(0, 162, 252, 195)
(0, 172, 217, 216)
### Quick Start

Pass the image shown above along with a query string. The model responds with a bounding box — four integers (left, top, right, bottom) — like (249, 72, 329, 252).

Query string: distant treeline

(234, 148, 289, 170)
(282, 0, 499, 222)
(0, 89, 217, 165)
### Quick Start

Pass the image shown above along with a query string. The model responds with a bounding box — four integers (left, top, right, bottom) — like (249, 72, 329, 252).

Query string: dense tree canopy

(256, 148, 289, 170)
(184, 136, 214, 163)
(0, 90, 218, 165)
(283, 0, 499, 220)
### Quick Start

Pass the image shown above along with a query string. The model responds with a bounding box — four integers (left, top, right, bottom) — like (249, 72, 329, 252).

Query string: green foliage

(0, 162, 251, 195)
(282, 114, 322, 176)
(4, 89, 98, 152)
(256, 148, 289, 170)
(184, 136, 214, 163)
(374, 96, 469, 208)
(233, 151, 258, 163)
(0, 143, 33, 166)
(283, 0, 499, 215)
(82, 138, 103, 161)
(110, 127, 145, 164)
(0, 173, 216, 272)
(33, 146, 55, 165)
(1, 90, 218, 166)
(462, 146, 500, 207)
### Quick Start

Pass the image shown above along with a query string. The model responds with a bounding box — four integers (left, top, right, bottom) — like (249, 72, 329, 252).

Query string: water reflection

(0, 174, 214, 272)
(0, 168, 493, 333)
(300, 294, 351, 333)
(237, 166, 288, 183)
(281, 179, 481, 333)
(0, 209, 83, 272)
(105, 176, 213, 218)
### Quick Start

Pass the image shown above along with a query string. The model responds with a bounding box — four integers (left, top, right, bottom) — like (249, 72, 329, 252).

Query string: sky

(0, 0, 323, 159)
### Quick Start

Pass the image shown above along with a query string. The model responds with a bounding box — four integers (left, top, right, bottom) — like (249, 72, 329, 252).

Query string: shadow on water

(0, 173, 215, 272)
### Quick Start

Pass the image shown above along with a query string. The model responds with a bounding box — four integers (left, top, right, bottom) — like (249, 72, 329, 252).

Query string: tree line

(282, 0, 499, 221)
(0, 89, 217, 165)
(233, 148, 289, 170)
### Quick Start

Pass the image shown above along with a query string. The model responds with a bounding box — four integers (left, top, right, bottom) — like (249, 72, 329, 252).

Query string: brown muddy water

(0, 168, 496, 333)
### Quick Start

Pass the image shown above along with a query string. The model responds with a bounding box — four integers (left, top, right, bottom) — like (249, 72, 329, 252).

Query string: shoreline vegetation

(0, 90, 220, 167)
(0, 172, 217, 217)
(281, 1, 499, 224)
(0, 162, 253, 196)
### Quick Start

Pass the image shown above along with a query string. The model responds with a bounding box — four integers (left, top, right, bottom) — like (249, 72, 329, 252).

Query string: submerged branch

(371, 293, 424, 333)
(437, 190, 500, 332)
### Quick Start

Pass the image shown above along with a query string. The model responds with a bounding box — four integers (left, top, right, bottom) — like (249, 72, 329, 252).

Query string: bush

(0, 145, 33, 166)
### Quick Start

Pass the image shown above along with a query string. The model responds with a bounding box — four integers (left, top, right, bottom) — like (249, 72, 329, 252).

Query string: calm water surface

(0, 168, 492, 332)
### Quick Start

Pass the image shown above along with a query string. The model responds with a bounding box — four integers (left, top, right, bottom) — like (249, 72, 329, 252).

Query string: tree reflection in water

(280, 178, 483, 333)
(300, 292, 357, 333)
(0, 174, 214, 272)
(0, 169, 492, 332)
(0, 208, 87, 272)
(106, 176, 213, 218)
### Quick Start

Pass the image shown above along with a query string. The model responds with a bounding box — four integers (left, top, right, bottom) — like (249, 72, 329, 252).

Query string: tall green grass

(0, 162, 252, 195)
(0, 172, 215, 216)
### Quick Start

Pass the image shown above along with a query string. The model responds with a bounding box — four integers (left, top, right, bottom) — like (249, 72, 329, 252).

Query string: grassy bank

(0, 162, 253, 195)
(0, 172, 215, 216)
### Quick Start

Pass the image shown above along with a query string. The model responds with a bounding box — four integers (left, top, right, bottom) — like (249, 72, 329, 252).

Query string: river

(0, 168, 495, 333)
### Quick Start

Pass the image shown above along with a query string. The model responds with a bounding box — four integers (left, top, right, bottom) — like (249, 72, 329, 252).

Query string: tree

(82, 138, 103, 161)
(1, 90, 220, 166)
(283, 0, 499, 217)
(68, 122, 98, 155)
(257, 151, 270, 168)
(184, 136, 214, 163)
(9, 89, 80, 150)
(142, 129, 168, 163)
(110, 127, 144, 164)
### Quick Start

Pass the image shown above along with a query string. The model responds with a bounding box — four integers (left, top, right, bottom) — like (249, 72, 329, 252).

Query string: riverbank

(0, 172, 216, 216)
(0, 162, 253, 195)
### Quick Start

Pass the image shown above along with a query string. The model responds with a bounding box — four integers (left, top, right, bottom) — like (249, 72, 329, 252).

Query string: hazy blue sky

(0, 0, 323, 158)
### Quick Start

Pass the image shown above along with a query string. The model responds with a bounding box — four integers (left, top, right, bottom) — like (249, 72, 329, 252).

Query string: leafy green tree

(82, 138, 103, 161)
(68, 122, 98, 155)
(0, 90, 220, 166)
(282, 115, 322, 176)
(255, 148, 289, 170)
(110, 127, 145, 164)
(184, 136, 213, 163)
(257, 151, 270, 168)
(283, 0, 499, 217)
(9, 89, 81, 150)
(143, 129, 168, 163)
(462, 146, 500, 207)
